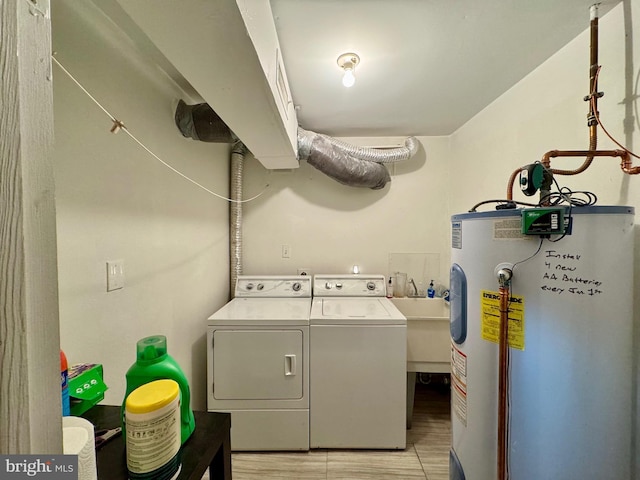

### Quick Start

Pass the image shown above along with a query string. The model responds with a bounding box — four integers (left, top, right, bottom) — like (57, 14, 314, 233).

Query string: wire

(513, 236, 545, 272)
(468, 199, 538, 212)
(536, 162, 598, 208)
(51, 55, 269, 204)
(538, 189, 597, 207)
(591, 66, 640, 160)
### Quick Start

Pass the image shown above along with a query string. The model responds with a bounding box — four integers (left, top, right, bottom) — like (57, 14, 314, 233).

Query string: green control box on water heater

(521, 208, 566, 235)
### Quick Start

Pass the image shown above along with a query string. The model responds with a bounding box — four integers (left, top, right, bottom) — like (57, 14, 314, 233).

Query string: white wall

(449, 3, 639, 475)
(242, 136, 451, 289)
(52, 1, 231, 410)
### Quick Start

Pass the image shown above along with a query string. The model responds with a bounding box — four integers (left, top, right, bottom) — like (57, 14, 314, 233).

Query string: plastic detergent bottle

(122, 335, 195, 444)
(125, 379, 182, 480)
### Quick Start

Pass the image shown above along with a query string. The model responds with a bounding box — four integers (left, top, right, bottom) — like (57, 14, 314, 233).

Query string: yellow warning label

(480, 290, 525, 350)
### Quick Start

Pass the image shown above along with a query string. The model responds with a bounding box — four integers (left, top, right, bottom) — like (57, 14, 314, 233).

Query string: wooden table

(82, 406, 232, 480)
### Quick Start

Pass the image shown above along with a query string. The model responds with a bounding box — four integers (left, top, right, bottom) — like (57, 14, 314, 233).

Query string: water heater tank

(449, 206, 635, 480)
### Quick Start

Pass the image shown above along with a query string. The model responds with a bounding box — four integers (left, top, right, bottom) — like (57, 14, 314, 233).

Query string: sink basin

(390, 297, 451, 430)
(390, 297, 451, 373)
(390, 297, 449, 319)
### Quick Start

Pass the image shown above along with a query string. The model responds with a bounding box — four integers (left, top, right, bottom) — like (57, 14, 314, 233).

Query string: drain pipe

(229, 141, 247, 298)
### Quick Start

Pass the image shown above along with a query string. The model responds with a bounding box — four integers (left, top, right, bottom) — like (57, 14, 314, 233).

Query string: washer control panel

(313, 274, 386, 297)
(235, 275, 311, 298)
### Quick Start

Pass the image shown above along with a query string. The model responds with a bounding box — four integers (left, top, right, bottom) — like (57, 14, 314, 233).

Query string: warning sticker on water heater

(451, 343, 467, 426)
(480, 290, 525, 350)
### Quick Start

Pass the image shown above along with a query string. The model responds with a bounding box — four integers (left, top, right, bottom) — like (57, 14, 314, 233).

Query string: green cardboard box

(68, 363, 108, 416)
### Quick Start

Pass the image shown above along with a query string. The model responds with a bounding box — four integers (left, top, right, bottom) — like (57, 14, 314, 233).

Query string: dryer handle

(284, 354, 296, 376)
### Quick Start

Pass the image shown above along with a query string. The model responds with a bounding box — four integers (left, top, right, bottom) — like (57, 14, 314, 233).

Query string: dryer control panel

(235, 275, 311, 298)
(313, 274, 386, 297)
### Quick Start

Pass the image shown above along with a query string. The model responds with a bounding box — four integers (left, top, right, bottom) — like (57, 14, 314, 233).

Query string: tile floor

(218, 376, 451, 480)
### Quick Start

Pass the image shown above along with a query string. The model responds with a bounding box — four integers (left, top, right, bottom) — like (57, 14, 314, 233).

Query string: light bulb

(342, 67, 356, 88)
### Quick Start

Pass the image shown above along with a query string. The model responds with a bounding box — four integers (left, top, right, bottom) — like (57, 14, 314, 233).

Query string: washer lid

(208, 297, 311, 325)
(310, 297, 405, 325)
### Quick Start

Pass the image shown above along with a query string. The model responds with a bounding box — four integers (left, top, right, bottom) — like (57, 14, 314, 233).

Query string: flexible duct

(297, 127, 392, 189)
(175, 101, 420, 290)
(229, 142, 247, 297)
(174, 100, 237, 143)
(317, 129, 420, 164)
(175, 100, 420, 190)
(174, 100, 244, 299)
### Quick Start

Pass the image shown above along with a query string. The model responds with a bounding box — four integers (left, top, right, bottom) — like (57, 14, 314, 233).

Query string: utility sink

(390, 297, 451, 429)
(390, 297, 450, 372)
(390, 297, 449, 320)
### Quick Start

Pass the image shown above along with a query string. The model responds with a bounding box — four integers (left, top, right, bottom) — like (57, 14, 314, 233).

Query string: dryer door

(212, 329, 303, 400)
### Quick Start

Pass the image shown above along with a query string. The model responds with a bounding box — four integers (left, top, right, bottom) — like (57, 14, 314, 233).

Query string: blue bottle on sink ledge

(427, 280, 436, 298)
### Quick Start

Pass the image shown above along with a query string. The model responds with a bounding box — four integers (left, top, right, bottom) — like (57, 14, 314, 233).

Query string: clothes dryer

(309, 274, 407, 449)
(207, 275, 311, 450)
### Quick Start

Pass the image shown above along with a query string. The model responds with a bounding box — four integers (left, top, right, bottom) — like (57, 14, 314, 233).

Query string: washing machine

(207, 275, 311, 451)
(309, 274, 407, 449)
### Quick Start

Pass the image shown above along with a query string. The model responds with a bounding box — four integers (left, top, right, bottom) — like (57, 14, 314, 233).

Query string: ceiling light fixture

(337, 53, 360, 88)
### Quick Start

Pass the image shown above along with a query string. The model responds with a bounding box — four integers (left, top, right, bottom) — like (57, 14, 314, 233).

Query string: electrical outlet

(297, 268, 311, 276)
(106, 260, 125, 291)
(281, 244, 291, 258)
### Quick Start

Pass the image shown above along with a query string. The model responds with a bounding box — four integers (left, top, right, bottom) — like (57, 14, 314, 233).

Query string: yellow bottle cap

(126, 379, 179, 414)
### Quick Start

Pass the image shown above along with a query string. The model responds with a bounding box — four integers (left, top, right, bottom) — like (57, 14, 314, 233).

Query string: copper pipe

(621, 151, 640, 174)
(506, 6, 601, 202)
(507, 149, 634, 199)
(589, 6, 599, 121)
(497, 283, 510, 480)
(506, 168, 520, 201)
(541, 148, 627, 169)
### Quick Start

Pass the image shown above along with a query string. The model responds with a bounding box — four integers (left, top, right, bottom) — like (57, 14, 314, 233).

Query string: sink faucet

(409, 278, 418, 296)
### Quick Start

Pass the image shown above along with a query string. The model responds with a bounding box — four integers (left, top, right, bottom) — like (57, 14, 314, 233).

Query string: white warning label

(493, 218, 525, 240)
(451, 342, 467, 426)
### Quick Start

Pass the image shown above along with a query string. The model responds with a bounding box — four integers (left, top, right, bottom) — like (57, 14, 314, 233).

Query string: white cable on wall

(51, 56, 269, 204)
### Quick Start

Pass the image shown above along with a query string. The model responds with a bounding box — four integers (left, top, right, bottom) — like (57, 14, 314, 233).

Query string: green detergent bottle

(121, 335, 195, 444)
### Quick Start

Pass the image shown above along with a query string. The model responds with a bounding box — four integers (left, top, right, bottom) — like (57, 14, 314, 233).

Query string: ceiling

(269, 0, 618, 137)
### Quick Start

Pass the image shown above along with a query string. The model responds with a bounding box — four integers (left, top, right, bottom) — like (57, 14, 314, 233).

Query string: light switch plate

(106, 260, 124, 291)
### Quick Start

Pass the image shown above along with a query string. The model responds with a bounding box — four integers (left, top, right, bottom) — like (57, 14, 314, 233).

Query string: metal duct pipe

(174, 100, 237, 143)
(321, 131, 420, 164)
(298, 127, 420, 189)
(229, 142, 247, 298)
(297, 128, 390, 189)
(174, 100, 245, 298)
(176, 100, 421, 190)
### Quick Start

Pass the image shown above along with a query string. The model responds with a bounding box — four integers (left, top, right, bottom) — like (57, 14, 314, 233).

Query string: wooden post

(0, 0, 62, 453)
